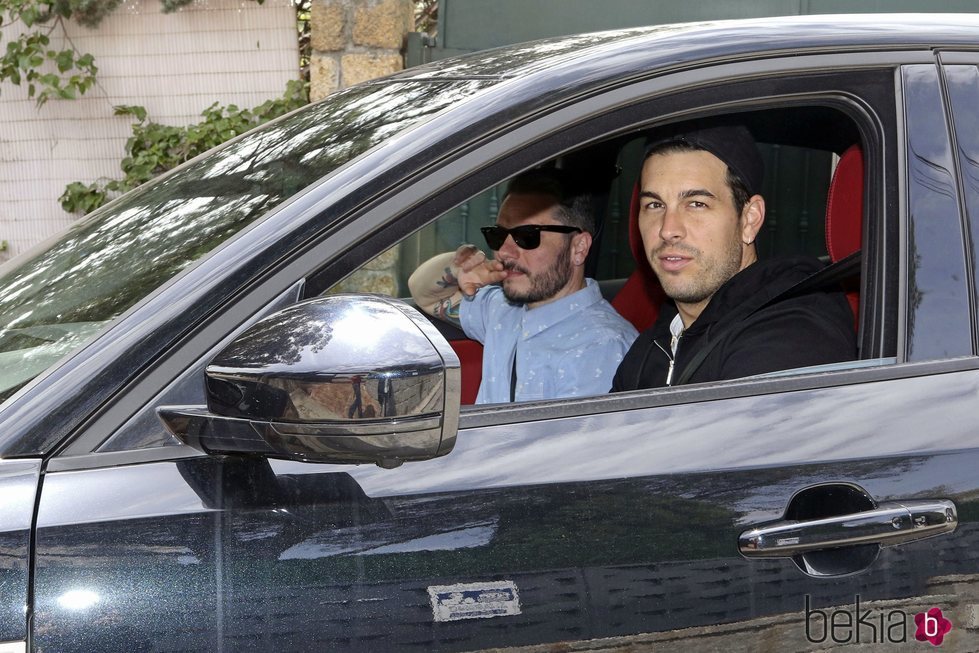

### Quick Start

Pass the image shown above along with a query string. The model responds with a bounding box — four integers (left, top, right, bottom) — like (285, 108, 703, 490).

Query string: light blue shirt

(461, 279, 638, 404)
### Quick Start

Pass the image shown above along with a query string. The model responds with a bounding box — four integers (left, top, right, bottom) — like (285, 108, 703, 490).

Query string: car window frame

(53, 49, 958, 469)
(899, 63, 974, 361)
(936, 52, 979, 355)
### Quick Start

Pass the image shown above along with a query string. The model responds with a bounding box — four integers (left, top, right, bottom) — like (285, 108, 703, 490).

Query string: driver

(611, 124, 856, 390)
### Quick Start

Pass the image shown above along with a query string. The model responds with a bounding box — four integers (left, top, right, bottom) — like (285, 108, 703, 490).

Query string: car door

(29, 52, 979, 652)
(0, 460, 40, 650)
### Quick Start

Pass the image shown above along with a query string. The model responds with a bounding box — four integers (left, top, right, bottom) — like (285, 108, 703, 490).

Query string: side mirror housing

(159, 294, 460, 468)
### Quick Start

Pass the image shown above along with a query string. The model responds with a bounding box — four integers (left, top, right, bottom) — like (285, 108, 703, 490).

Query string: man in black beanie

(611, 123, 857, 390)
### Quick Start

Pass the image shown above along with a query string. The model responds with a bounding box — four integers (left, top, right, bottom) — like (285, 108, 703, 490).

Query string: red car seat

(610, 184, 666, 332)
(449, 338, 482, 405)
(824, 144, 863, 328)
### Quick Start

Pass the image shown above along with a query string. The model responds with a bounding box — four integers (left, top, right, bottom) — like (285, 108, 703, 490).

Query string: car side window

(92, 68, 898, 455)
(322, 104, 874, 407)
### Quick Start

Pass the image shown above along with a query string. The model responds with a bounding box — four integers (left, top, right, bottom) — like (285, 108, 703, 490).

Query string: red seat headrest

(609, 184, 665, 332)
(825, 144, 864, 262)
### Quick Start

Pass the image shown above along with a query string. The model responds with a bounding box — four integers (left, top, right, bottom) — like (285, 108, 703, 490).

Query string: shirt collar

(669, 313, 685, 339)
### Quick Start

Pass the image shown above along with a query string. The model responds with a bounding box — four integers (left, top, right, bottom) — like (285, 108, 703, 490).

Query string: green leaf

(114, 104, 148, 121)
(55, 49, 73, 72)
(21, 6, 43, 27)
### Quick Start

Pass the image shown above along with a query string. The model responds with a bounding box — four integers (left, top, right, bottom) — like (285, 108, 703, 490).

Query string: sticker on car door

(428, 580, 521, 622)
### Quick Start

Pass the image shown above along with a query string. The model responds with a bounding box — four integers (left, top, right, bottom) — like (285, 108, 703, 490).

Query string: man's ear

(740, 195, 765, 244)
(571, 231, 592, 266)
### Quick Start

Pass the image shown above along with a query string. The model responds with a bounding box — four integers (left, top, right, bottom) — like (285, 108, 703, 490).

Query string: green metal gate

(408, 0, 979, 67)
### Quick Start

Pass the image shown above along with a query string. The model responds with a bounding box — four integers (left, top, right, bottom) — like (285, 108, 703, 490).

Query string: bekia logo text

(805, 595, 952, 646)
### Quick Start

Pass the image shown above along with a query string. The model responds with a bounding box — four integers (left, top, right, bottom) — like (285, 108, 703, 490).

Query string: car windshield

(0, 78, 494, 406)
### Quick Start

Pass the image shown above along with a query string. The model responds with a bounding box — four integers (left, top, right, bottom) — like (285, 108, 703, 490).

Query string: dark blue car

(1, 13, 977, 651)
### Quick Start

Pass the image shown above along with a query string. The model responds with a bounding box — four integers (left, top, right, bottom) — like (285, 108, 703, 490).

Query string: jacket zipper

(653, 333, 681, 386)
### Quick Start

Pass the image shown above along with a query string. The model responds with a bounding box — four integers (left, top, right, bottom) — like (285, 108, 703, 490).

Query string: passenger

(612, 124, 856, 390)
(409, 168, 638, 403)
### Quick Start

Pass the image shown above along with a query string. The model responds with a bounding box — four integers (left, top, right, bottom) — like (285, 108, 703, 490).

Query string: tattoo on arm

(436, 266, 458, 290)
(433, 297, 462, 325)
(408, 253, 467, 323)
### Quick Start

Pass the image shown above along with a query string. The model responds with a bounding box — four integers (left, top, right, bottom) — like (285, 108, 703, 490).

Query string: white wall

(0, 0, 299, 261)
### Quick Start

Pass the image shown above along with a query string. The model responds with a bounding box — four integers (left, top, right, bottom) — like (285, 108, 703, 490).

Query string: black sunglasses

(480, 224, 581, 250)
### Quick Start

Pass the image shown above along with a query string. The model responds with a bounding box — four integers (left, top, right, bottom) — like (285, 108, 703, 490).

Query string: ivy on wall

(0, 0, 270, 105)
(4, 0, 436, 217)
(59, 79, 308, 213)
(0, 0, 99, 105)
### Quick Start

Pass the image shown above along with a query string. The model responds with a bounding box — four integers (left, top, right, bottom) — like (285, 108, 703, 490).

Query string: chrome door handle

(739, 499, 957, 557)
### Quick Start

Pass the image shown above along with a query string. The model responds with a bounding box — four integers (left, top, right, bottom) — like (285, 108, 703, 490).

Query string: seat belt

(509, 347, 518, 402)
(674, 251, 860, 386)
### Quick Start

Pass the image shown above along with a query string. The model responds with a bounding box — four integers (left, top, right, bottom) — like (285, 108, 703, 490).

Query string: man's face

(638, 149, 758, 317)
(493, 192, 577, 306)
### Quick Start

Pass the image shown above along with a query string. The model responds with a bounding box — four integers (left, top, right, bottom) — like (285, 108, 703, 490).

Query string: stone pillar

(309, 0, 414, 102)
(310, 0, 413, 296)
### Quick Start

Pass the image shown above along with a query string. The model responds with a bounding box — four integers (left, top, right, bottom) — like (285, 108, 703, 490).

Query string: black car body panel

(32, 368, 979, 649)
(0, 460, 40, 644)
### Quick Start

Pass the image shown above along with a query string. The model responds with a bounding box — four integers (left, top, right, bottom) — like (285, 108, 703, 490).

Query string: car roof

(388, 13, 979, 84)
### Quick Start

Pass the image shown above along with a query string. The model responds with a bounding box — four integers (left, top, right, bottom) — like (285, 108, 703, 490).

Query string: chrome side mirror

(158, 294, 460, 468)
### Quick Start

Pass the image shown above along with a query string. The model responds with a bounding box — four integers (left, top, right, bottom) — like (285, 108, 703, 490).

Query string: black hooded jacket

(611, 256, 857, 391)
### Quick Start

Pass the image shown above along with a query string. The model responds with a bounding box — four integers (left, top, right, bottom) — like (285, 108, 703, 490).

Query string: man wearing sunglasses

(409, 168, 638, 404)
(611, 123, 856, 390)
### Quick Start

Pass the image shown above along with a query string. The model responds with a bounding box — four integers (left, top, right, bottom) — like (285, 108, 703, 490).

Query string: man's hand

(453, 244, 506, 297)
(408, 245, 505, 325)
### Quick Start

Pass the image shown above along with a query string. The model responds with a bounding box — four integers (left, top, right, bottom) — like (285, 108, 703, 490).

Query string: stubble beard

(654, 237, 744, 305)
(502, 243, 574, 305)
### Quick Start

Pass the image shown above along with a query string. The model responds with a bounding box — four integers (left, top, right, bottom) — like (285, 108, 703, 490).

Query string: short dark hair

(644, 139, 753, 216)
(503, 168, 595, 234)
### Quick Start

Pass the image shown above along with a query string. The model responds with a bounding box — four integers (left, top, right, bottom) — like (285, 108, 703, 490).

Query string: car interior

(330, 106, 871, 405)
